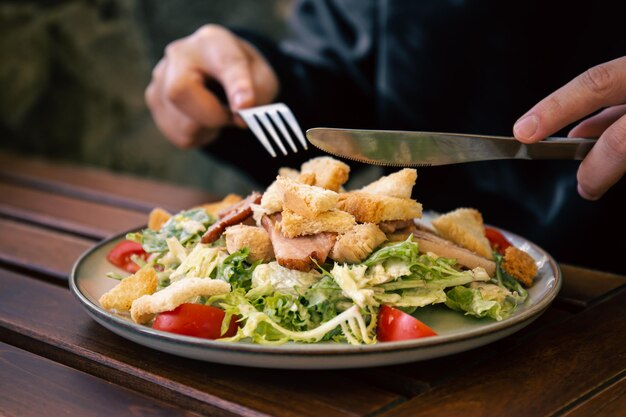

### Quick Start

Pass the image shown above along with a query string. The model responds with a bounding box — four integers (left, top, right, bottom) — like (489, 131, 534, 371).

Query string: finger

(568, 104, 626, 138)
(196, 27, 256, 111)
(151, 62, 219, 148)
(514, 56, 626, 143)
(576, 114, 626, 200)
(162, 41, 232, 128)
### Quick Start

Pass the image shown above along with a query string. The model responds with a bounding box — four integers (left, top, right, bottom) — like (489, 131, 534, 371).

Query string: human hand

(145, 25, 279, 148)
(513, 56, 626, 200)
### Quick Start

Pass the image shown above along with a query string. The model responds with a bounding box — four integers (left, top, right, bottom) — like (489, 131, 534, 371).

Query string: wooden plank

(558, 263, 626, 309)
(561, 375, 625, 417)
(0, 218, 94, 280)
(377, 288, 626, 417)
(0, 268, 401, 417)
(0, 342, 203, 417)
(0, 182, 146, 239)
(0, 151, 218, 212)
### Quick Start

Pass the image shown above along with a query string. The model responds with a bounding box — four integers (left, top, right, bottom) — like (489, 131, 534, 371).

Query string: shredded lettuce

(215, 248, 259, 291)
(445, 282, 519, 321)
(134, 208, 215, 253)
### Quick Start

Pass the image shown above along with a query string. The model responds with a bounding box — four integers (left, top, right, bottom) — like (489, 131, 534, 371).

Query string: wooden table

(1, 151, 625, 417)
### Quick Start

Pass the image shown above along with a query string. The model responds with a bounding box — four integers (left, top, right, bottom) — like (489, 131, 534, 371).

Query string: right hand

(145, 25, 279, 148)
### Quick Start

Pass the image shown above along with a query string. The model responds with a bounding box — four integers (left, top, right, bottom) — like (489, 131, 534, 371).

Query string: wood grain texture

(0, 218, 94, 280)
(0, 268, 401, 417)
(0, 181, 146, 239)
(0, 151, 218, 212)
(559, 263, 626, 309)
(0, 342, 201, 417)
(561, 375, 625, 417)
(378, 288, 626, 417)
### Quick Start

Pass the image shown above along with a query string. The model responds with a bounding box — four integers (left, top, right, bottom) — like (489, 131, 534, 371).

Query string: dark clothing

(207, 0, 625, 274)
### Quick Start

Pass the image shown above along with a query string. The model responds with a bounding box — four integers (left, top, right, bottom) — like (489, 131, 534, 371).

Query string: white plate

(70, 227, 561, 369)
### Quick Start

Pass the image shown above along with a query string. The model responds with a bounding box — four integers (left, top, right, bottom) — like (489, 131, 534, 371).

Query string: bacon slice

(261, 214, 336, 272)
(201, 192, 262, 244)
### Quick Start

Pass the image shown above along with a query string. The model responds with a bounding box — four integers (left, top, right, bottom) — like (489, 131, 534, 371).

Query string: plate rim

(69, 226, 562, 357)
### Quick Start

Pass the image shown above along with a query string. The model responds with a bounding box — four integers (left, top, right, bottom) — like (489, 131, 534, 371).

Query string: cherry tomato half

(152, 303, 238, 339)
(106, 240, 148, 273)
(484, 227, 513, 255)
(377, 305, 437, 342)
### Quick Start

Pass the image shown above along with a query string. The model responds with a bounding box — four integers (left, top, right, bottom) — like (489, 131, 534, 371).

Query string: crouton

(358, 168, 417, 199)
(280, 208, 356, 238)
(337, 192, 423, 223)
(224, 224, 274, 262)
(431, 208, 493, 260)
(201, 194, 243, 217)
(502, 246, 537, 287)
(277, 176, 339, 218)
(148, 207, 171, 231)
(278, 167, 300, 179)
(330, 224, 387, 263)
(261, 180, 284, 214)
(130, 278, 231, 324)
(300, 156, 350, 191)
(277, 167, 316, 185)
(99, 267, 158, 312)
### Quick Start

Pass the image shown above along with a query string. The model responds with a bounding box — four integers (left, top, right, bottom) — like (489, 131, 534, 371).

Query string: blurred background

(0, 0, 292, 196)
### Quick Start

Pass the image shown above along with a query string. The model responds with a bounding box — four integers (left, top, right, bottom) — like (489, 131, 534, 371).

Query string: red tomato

(152, 303, 238, 339)
(377, 305, 437, 342)
(106, 240, 148, 273)
(484, 227, 513, 255)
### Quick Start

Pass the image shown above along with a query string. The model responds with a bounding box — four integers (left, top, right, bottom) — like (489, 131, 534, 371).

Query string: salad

(99, 157, 538, 345)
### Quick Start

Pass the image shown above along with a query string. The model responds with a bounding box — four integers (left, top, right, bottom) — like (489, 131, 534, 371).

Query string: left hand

(513, 56, 626, 200)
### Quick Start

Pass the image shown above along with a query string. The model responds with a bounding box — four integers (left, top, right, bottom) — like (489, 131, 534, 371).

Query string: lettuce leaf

(136, 208, 215, 253)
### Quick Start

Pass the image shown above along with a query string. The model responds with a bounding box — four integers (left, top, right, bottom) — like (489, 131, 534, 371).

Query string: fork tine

(268, 109, 298, 153)
(238, 111, 277, 157)
(276, 104, 308, 150)
(256, 112, 288, 156)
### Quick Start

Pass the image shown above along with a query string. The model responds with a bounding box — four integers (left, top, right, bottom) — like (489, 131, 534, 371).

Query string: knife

(305, 127, 596, 167)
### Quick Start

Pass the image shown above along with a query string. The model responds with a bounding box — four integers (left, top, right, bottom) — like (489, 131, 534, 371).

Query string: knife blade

(306, 127, 596, 167)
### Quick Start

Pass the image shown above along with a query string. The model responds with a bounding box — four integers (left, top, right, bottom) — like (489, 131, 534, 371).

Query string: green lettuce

(130, 208, 215, 253)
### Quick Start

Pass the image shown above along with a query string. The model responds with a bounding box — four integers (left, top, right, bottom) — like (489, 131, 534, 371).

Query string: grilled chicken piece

(411, 229, 496, 276)
(330, 224, 387, 263)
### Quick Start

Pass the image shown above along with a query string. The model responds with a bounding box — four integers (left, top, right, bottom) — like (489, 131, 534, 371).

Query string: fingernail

(514, 115, 539, 141)
(577, 183, 600, 201)
(232, 90, 252, 109)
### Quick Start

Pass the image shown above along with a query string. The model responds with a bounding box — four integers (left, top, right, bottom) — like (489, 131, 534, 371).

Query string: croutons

(224, 224, 274, 262)
(330, 224, 387, 263)
(358, 168, 417, 199)
(278, 167, 316, 185)
(260, 180, 284, 214)
(431, 208, 493, 260)
(300, 156, 350, 191)
(280, 209, 355, 238)
(502, 246, 537, 287)
(130, 278, 231, 324)
(200, 194, 243, 217)
(148, 207, 171, 231)
(277, 176, 339, 218)
(99, 266, 158, 312)
(337, 192, 423, 223)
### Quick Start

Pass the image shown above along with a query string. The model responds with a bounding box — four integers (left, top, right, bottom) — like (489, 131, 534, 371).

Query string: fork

(237, 103, 308, 157)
